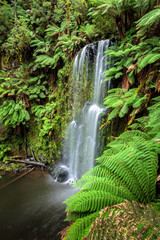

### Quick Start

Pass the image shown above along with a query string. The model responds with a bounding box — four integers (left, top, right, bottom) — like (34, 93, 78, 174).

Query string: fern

(64, 130, 158, 239)
(0, 100, 30, 128)
(137, 52, 160, 72)
(136, 7, 160, 36)
(64, 212, 99, 240)
(65, 190, 124, 213)
(83, 200, 160, 240)
(104, 88, 148, 121)
(31, 101, 61, 137)
(0, 143, 11, 162)
(145, 97, 160, 140)
(64, 112, 159, 240)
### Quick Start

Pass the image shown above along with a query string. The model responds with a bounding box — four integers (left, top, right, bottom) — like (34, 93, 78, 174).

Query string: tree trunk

(14, 0, 17, 20)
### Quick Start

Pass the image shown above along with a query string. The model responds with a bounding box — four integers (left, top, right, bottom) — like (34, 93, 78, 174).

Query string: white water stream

(62, 40, 112, 181)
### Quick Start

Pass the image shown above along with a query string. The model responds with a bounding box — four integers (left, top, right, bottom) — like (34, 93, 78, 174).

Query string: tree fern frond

(136, 7, 160, 36)
(83, 200, 160, 240)
(64, 212, 99, 240)
(65, 212, 90, 222)
(79, 176, 136, 202)
(99, 148, 149, 202)
(65, 190, 124, 213)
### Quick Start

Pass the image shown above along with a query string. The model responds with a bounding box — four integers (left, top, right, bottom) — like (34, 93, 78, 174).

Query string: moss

(0, 162, 27, 172)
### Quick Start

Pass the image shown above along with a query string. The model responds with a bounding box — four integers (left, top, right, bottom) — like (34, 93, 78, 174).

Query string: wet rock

(51, 164, 69, 183)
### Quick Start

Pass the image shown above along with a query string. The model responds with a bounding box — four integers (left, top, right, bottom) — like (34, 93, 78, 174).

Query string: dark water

(0, 171, 75, 240)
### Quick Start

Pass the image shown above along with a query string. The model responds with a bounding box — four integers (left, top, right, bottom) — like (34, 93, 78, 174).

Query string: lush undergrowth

(0, 1, 160, 238)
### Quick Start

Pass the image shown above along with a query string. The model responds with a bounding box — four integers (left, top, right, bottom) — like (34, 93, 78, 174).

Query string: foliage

(136, 7, 160, 36)
(104, 34, 160, 82)
(2, 17, 31, 59)
(0, 100, 30, 128)
(64, 96, 160, 239)
(83, 200, 160, 240)
(31, 21, 86, 72)
(0, 3, 14, 45)
(28, 0, 56, 36)
(146, 96, 160, 139)
(79, 23, 98, 40)
(32, 101, 61, 137)
(104, 88, 149, 121)
(0, 69, 48, 102)
(0, 143, 11, 162)
(88, 0, 158, 38)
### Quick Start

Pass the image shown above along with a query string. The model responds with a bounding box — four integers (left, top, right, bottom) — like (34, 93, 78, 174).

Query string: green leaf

(112, 100, 124, 108)
(133, 96, 147, 109)
(115, 72, 123, 79)
(29, 94, 38, 100)
(108, 108, 120, 120)
(119, 104, 129, 118)
(39, 92, 46, 98)
(148, 54, 160, 64)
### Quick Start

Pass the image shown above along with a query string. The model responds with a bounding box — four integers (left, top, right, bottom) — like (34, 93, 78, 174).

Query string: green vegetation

(62, 1, 160, 239)
(0, 0, 160, 239)
(64, 101, 160, 239)
(83, 200, 160, 240)
(0, 0, 93, 165)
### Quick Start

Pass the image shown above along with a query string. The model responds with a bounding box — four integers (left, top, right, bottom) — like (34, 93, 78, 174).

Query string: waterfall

(62, 39, 112, 181)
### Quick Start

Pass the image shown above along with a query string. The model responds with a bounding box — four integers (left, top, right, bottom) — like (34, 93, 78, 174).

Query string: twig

(29, 145, 36, 162)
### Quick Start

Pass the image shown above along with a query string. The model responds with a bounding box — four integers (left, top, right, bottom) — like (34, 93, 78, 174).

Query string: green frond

(138, 53, 160, 72)
(136, 7, 160, 36)
(99, 148, 150, 202)
(65, 190, 124, 213)
(79, 176, 136, 202)
(64, 212, 99, 240)
(64, 127, 158, 240)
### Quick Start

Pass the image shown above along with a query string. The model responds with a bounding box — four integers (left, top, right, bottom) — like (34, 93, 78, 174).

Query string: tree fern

(64, 212, 100, 240)
(136, 7, 160, 36)
(78, 176, 136, 201)
(83, 200, 160, 240)
(65, 190, 124, 213)
(64, 123, 159, 239)
(145, 96, 160, 140)
(104, 88, 148, 121)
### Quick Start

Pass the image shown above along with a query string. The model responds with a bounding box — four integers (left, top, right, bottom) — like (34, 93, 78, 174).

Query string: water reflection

(0, 171, 75, 240)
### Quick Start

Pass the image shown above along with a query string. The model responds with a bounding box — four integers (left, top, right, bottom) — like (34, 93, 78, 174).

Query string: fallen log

(6, 159, 46, 168)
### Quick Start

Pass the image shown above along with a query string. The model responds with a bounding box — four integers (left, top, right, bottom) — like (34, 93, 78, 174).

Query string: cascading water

(62, 39, 112, 182)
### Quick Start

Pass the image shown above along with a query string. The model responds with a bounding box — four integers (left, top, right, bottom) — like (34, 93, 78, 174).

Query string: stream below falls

(0, 171, 75, 240)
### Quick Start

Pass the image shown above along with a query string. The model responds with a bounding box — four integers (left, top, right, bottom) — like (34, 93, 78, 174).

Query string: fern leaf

(65, 190, 124, 213)
(80, 176, 136, 202)
(119, 104, 129, 118)
(84, 201, 160, 240)
(64, 212, 99, 240)
(148, 54, 160, 64)
(108, 108, 120, 120)
(138, 54, 157, 71)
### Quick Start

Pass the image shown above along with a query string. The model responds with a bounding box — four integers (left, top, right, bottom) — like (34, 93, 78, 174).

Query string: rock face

(51, 164, 70, 183)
